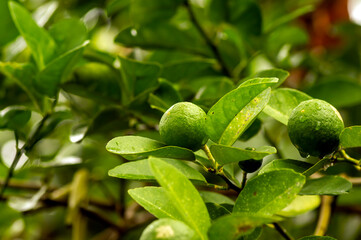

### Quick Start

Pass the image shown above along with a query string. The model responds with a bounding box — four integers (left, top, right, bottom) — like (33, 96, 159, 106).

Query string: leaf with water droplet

(206, 78, 278, 146)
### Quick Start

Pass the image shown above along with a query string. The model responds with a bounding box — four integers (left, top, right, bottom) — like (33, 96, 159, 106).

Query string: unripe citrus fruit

(288, 99, 344, 158)
(159, 102, 208, 151)
(140, 218, 197, 240)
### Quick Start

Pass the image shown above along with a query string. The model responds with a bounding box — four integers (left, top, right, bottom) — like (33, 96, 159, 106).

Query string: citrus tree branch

(184, 0, 232, 77)
(272, 222, 294, 240)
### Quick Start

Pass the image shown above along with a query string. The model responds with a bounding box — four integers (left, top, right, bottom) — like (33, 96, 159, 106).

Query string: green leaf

(206, 78, 278, 145)
(208, 214, 277, 240)
(263, 88, 312, 125)
(306, 79, 361, 108)
(128, 186, 184, 220)
(36, 111, 72, 140)
(0, 106, 31, 130)
(200, 191, 235, 205)
(8, 1, 56, 69)
(239, 227, 263, 240)
(148, 79, 182, 112)
(298, 236, 337, 240)
(259, 159, 313, 174)
(49, 18, 88, 55)
(247, 69, 289, 88)
(106, 136, 195, 160)
(277, 195, 321, 217)
(205, 202, 231, 220)
(340, 126, 361, 149)
(115, 23, 210, 57)
(265, 5, 314, 33)
(63, 62, 122, 104)
(0, 0, 18, 47)
(161, 59, 215, 83)
(130, 0, 184, 25)
(193, 76, 235, 107)
(210, 144, 276, 166)
(299, 176, 352, 195)
(118, 56, 161, 105)
(149, 157, 211, 240)
(108, 158, 206, 182)
(233, 169, 306, 216)
(0, 62, 45, 112)
(35, 41, 88, 97)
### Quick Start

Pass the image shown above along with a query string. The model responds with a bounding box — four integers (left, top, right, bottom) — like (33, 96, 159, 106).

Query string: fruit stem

(339, 149, 360, 167)
(314, 195, 334, 236)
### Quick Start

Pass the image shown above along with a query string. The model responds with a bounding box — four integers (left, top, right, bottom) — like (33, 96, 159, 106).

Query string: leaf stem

(302, 157, 332, 177)
(314, 195, 333, 236)
(201, 145, 218, 170)
(272, 222, 294, 240)
(184, 0, 232, 78)
(339, 149, 360, 167)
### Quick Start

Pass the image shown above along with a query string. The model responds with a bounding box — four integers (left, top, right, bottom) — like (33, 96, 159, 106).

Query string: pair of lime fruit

(159, 99, 344, 159)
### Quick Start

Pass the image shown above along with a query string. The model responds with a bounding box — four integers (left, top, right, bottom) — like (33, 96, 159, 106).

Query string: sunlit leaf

(106, 136, 195, 160)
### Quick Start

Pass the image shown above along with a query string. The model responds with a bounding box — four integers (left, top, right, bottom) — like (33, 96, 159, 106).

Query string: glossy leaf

(259, 159, 313, 174)
(208, 214, 277, 240)
(299, 176, 352, 195)
(35, 41, 88, 97)
(108, 158, 206, 182)
(106, 136, 195, 160)
(277, 195, 321, 217)
(340, 126, 361, 149)
(307, 79, 361, 108)
(233, 169, 306, 216)
(206, 202, 231, 220)
(206, 78, 278, 145)
(263, 88, 312, 125)
(149, 157, 211, 240)
(200, 191, 235, 205)
(247, 68, 289, 88)
(115, 23, 210, 57)
(128, 187, 184, 220)
(9, 1, 56, 69)
(0, 106, 31, 130)
(210, 144, 277, 166)
(118, 56, 161, 104)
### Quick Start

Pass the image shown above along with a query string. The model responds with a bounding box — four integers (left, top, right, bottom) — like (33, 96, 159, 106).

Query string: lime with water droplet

(288, 99, 344, 158)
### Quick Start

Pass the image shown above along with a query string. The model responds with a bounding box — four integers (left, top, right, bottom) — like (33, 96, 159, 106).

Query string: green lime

(159, 102, 208, 151)
(140, 218, 197, 240)
(288, 99, 344, 158)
